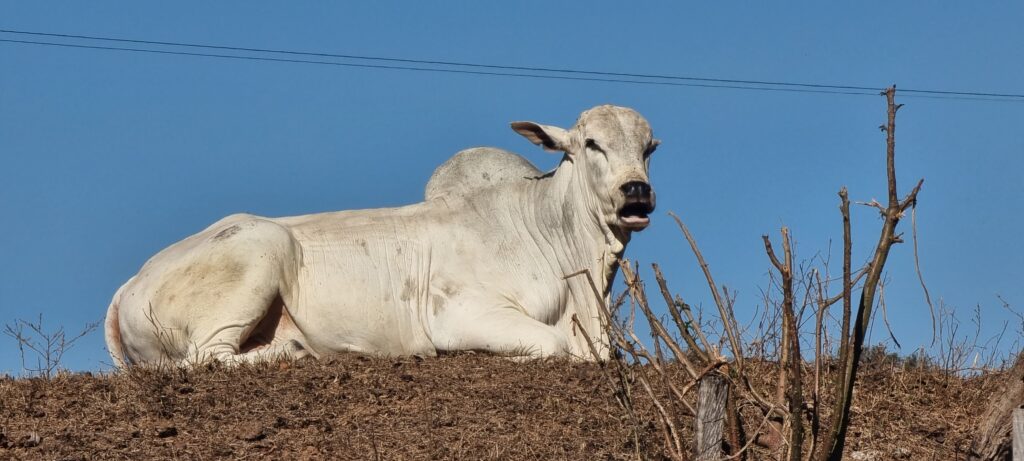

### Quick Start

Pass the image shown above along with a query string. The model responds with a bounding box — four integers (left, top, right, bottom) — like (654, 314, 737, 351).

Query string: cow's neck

(525, 158, 628, 359)
(530, 158, 622, 277)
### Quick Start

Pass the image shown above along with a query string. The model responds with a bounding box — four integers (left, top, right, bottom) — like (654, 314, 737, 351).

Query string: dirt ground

(0, 353, 1005, 460)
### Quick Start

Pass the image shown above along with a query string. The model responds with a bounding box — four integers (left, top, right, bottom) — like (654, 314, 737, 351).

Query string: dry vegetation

(0, 352, 1006, 460)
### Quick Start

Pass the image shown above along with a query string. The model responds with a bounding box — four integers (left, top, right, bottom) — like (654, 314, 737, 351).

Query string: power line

(2, 29, 1023, 102)
(0, 38, 879, 96)
(0, 29, 884, 93)
(7, 28, 1024, 100)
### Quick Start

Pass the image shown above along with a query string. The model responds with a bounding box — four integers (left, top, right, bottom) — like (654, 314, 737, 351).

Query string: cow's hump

(425, 147, 543, 201)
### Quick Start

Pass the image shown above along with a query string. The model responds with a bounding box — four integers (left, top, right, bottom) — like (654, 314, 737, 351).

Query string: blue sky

(2, 3, 1022, 374)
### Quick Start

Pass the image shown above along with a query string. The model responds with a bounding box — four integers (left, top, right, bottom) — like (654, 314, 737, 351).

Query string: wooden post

(696, 372, 728, 461)
(1013, 408, 1024, 460)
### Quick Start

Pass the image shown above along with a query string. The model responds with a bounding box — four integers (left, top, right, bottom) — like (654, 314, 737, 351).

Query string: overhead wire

(0, 38, 879, 96)
(2, 29, 1023, 102)
(0, 29, 883, 93)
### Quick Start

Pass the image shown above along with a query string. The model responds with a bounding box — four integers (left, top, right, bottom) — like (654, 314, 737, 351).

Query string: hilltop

(0, 353, 1003, 460)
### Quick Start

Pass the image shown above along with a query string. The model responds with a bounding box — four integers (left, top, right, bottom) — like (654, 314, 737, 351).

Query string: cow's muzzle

(617, 181, 655, 230)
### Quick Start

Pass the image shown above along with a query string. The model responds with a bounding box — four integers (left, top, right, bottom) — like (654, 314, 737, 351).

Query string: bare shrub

(583, 86, 937, 460)
(3, 314, 99, 379)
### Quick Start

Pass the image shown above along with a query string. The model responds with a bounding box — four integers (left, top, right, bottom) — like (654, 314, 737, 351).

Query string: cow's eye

(585, 138, 605, 155)
(643, 142, 658, 159)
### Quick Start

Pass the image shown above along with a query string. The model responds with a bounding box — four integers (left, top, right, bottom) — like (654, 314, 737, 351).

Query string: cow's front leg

(431, 307, 571, 359)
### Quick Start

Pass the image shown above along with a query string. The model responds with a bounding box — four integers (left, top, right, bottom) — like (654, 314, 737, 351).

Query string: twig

(653, 263, 712, 363)
(819, 264, 869, 308)
(720, 410, 777, 460)
(619, 317, 698, 415)
(669, 212, 745, 372)
(854, 199, 886, 214)
(635, 369, 685, 460)
(620, 261, 699, 378)
(910, 204, 938, 345)
(571, 314, 604, 366)
(677, 359, 729, 399)
(564, 269, 610, 325)
(570, 313, 644, 453)
(878, 277, 902, 349)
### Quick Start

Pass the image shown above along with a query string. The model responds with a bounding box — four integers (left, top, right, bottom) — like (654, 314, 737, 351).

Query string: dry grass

(0, 353, 1005, 460)
(842, 360, 1004, 459)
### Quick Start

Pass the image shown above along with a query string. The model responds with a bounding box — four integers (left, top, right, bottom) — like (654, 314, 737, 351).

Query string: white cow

(104, 105, 659, 367)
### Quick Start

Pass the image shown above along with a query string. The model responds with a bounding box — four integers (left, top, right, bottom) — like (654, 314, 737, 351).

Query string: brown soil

(0, 353, 1005, 460)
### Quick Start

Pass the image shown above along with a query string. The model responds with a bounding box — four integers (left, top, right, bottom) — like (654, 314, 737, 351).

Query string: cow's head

(512, 105, 659, 234)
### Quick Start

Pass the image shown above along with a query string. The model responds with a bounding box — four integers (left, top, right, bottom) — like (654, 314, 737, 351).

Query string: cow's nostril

(620, 181, 651, 199)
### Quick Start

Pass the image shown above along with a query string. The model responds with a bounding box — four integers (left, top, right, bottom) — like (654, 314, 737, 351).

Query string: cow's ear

(511, 122, 570, 153)
(646, 139, 661, 156)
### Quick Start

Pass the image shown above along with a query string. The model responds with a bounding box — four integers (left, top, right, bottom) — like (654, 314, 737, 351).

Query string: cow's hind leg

(168, 219, 305, 366)
(230, 294, 312, 364)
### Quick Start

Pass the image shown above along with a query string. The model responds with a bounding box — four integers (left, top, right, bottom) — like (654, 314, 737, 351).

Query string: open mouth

(617, 202, 654, 229)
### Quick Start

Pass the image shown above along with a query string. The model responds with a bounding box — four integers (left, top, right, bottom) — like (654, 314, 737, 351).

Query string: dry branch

(669, 212, 745, 370)
(654, 263, 712, 364)
(817, 86, 924, 461)
(620, 261, 699, 379)
(763, 228, 804, 461)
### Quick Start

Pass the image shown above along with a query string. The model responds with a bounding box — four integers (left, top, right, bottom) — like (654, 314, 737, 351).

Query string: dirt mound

(0, 354, 1005, 460)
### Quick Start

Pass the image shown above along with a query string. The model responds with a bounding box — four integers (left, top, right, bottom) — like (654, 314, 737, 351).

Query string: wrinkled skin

(105, 105, 660, 367)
